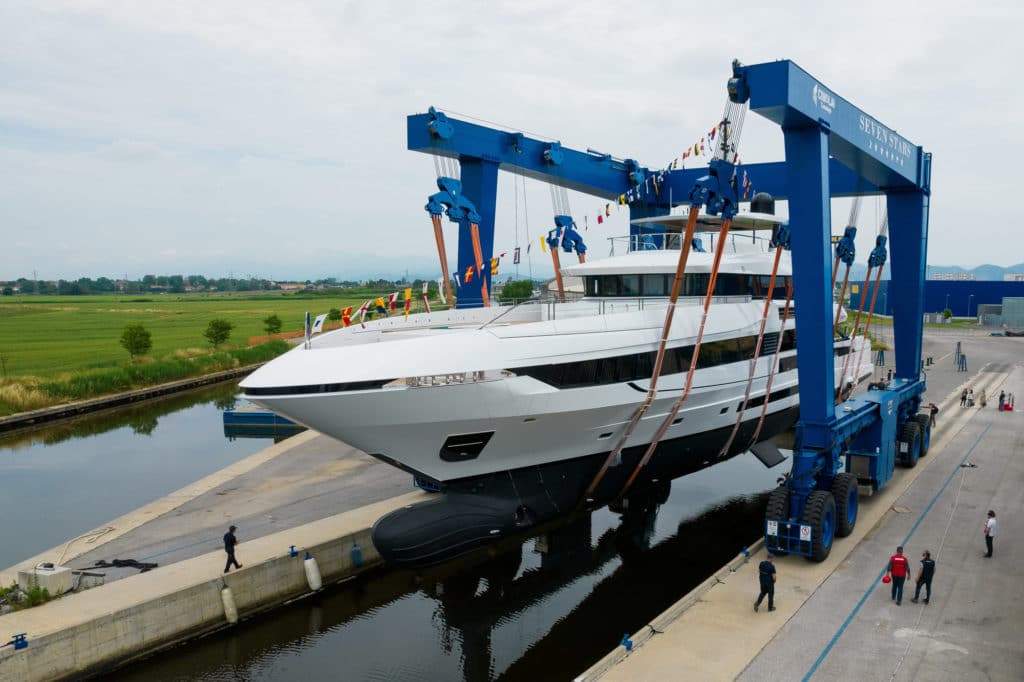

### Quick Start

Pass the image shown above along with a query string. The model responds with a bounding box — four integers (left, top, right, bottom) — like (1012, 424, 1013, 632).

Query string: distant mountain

(844, 263, 1024, 282)
(925, 263, 1024, 281)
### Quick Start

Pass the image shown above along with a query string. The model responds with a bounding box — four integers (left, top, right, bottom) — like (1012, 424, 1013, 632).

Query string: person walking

(886, 546, 910, 605)
(754, 553, 776, 612)
(984, 511, 997, 558)
(979, 389, 987, 408)
(929, 402, 939, 428)
(910, 550, 935, 604)
(967, 389, 975, 407)
(224, 525, 242, 573)
(960, 389, 968, 407)
(999, 391, 1006, 411)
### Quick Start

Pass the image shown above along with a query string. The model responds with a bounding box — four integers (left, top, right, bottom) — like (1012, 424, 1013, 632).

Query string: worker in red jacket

(886, 545, 910, 605)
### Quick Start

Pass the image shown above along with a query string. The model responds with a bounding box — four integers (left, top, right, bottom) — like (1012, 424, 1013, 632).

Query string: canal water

(1, 385, 782, 681)
(112, 454, 779, 682)
(0, 383, 261, 570)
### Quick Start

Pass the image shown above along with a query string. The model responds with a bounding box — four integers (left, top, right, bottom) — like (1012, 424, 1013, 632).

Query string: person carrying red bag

(886, 545, 910, 605)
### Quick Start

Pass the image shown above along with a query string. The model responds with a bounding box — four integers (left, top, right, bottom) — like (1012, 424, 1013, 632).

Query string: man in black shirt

(910, 549, 935, 604)
(223, 525, 242, 573)
(754, 553, 776, 612)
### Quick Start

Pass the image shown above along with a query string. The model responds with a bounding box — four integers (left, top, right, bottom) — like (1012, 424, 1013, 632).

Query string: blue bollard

(12, 633, 28, 650)
(620, 634, 633, 652)
(350, 542, 363, 568)
(289, 545, 298, 558)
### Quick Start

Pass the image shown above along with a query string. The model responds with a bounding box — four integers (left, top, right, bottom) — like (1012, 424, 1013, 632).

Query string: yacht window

(642, 274, 669, 297)
(620, 274, 640, 296)
(586, 277, 601, 296)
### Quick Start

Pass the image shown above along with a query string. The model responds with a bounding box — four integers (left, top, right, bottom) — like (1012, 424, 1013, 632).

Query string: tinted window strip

(244, 379, 393, 396)
(514, 334, 771, 389)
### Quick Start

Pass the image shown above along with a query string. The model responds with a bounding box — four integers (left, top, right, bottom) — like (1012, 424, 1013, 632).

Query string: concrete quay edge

(0, 429, 320, 588)
(0, 490, 426, 682)
(575, 369, 1007, 682)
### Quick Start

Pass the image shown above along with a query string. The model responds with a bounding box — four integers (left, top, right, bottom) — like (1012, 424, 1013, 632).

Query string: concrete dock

(579, 332, 1024, 681)
(0, 328, 1019, 681)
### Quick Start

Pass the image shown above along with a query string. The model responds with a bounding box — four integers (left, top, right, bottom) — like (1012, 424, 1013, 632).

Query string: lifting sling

(747, 277, 793, 448)
(718, 238, 786, 457)
(614, 213, 734, 500)
(576, 210, 701, 507)
(431, 214, 454, 306)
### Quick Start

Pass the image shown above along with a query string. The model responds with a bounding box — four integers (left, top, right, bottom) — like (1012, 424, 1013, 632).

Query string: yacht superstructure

(241, 230, 872, 565)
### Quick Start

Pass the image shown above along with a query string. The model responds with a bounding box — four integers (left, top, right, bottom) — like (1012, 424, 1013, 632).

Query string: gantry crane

(405, 58, 931, 561)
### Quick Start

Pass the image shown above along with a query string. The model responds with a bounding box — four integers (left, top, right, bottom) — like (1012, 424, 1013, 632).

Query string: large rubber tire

(914, 414, 932, 456)
(802, 490, 836, 562)
(765, 486, 790, 556)
(899, 421, 921, 468)
(831, 473, 859, 538)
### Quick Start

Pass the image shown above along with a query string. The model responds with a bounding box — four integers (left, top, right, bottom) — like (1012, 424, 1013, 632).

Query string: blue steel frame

(406, 60, 931, 557)
(407, 107, 884, 307)
(732, 60, 931, 537)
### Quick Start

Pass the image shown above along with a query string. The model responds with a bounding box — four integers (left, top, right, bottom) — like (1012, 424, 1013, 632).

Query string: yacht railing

(607, 232, 774, 256)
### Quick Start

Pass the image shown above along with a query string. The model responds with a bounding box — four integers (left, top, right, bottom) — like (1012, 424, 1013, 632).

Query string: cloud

(0, 0, 1019, 280)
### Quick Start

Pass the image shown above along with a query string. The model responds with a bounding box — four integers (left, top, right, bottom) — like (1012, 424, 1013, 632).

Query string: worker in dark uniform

(928, 403, 939, 428)
(886, 545, 910, 605)
(223, 525, 242, 573)
(753, 553, 776, 612)
(910, 550, 935, 604)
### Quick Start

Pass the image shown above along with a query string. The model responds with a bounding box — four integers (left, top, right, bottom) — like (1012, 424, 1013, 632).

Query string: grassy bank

(0, 292, 374, 378)
(0, 340, 289, 417)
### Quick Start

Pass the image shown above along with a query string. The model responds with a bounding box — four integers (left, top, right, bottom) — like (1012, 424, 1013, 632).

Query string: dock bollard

(350, 542, 363, 568)
(620, 634, 633, 652)
(221, 587, 239, 625)
(289, 545, 298, 558)
(304, 552, 322, 591)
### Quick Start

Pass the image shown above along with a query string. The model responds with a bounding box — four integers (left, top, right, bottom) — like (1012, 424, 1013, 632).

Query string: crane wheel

(899, 421, 921, 468)
(914, 414, 932, 456)
(802, 490, 836, 562)
(764, 486, 790, 556)
(831, 473, 859, 537)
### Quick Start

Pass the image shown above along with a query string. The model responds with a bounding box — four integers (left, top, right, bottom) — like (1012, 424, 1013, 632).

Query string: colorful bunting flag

(465, 264, 475, 282)
(341, 306, 353, 327)
(388, 292, 398, 310)
(403, 287, 412, 319)
(597, 214, 604, 224)
(312, 313, 327, 335)
(540, 236, 547, 253)
(436, 278, 447, 304)
(421, 282, 431, 314)
(513, 246, 521, 264)
(357, 300, 370, 328)
(375, 297, 387, 315)
(490, 257, 499, 276)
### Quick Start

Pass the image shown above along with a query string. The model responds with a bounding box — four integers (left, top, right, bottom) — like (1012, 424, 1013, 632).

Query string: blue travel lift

(406, 58, 931, 561)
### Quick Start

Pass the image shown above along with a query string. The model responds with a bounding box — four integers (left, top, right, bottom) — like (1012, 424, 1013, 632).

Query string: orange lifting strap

(833, 258, 852, 336)
(550, 245, 565, 302)
(850, 264, 885, 390)
(615, 214, 734, 501)
(431, 214, 454, 307)
(469, 222, 490, 308)
(747, 278, 793, 448)
(576, 210, 702, 508)
(718, 242, 786, 457)
(836, 265, 878, 404)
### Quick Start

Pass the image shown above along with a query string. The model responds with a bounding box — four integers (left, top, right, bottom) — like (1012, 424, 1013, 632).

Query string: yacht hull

(372, 405, 800, 566)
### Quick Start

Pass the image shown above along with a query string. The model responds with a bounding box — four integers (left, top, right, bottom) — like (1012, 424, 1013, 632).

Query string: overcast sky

(1, 1, 1020, 282)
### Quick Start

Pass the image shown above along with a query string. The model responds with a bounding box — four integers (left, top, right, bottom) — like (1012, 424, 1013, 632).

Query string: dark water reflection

(0, 383, 262, 569)
(113, 454, 780, 682)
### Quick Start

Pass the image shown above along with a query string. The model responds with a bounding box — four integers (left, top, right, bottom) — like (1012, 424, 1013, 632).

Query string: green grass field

(0, 292, 374, 378)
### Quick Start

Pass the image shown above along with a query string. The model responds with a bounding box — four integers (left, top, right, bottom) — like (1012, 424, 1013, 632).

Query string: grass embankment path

(0, 292, 376, 417)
